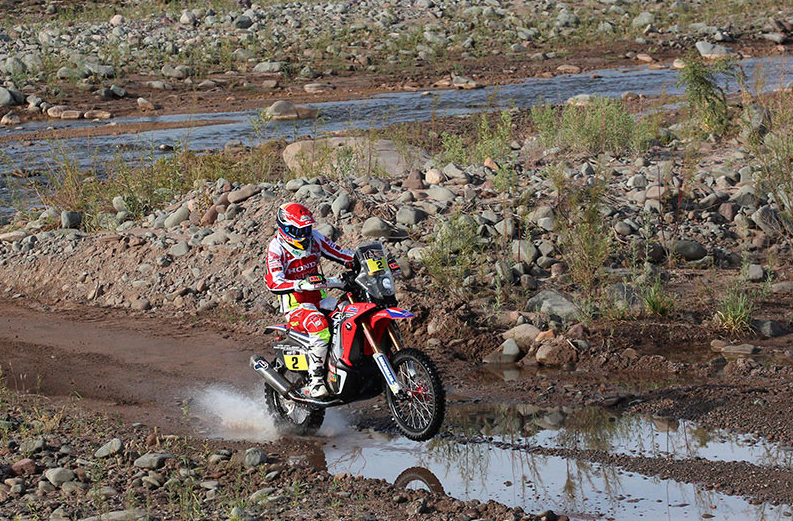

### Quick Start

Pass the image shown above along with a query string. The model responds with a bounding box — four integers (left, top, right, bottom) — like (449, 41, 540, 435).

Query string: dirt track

(0, 297, 261, 428)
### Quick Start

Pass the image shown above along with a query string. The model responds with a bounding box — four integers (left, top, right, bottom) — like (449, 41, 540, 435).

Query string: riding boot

(306, 353, 328, 398)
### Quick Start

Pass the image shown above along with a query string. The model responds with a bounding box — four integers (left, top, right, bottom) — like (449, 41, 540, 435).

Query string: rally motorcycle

(250, 241, 445, 441)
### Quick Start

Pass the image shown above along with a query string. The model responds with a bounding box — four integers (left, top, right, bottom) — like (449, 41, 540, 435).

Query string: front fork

(361, 322, 404, 396)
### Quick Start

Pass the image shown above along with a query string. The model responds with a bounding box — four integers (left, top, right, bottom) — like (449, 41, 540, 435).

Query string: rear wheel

(264, 367, 324, 436)
(385, 348, 445, 441)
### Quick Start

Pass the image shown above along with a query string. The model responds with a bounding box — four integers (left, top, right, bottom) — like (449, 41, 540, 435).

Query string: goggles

(282, 224, 312, 239)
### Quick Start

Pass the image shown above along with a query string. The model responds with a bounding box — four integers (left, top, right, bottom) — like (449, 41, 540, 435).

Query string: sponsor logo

(253, 359, 269, 371)
(374, 353, 400, 394)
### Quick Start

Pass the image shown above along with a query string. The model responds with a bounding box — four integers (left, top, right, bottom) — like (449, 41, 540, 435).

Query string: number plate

(365, 257, 387, 274)
(284, 354, 308, 371)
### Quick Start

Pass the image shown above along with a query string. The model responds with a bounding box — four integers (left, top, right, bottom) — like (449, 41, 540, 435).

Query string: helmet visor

(282, 224, 312, 240)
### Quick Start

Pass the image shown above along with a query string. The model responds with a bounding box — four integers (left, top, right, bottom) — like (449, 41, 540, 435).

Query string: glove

(293, 275, 327, 292)
(344, 259, 356, 270)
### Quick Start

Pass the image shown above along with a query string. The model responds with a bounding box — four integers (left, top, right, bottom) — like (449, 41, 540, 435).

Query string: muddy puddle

(317, 403, 793, 520)
(195, 388, 792, 520)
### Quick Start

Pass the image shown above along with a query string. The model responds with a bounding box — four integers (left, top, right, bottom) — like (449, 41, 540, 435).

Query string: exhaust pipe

(250, 355, 344, 408)
(250, 355, 291, 396)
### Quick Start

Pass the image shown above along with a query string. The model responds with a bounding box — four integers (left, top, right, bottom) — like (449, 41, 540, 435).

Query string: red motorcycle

(251, 241, 445, 441)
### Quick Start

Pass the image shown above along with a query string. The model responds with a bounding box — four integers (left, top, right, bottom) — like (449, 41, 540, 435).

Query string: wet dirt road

(0, 297, 260, 427)
(2, 297, 792, 519)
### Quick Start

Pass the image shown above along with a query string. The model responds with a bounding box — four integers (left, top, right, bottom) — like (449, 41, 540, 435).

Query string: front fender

(371, 308, 415, 325)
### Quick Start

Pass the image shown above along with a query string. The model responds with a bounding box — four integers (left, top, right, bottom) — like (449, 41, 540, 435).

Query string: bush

(552, 167, 612, 296)
(422, 214, 483, 298)
(642, 277, 676, 316)
(676, 54, 742, 136)
(441, 110, 513, 165)
(745, 90, 793, 236)
(715, 281, 756, 333)
(40, 144, 281, 231)
(530, 97, 653, 156)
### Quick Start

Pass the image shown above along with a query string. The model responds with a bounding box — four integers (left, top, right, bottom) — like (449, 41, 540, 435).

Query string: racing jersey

(265, 231, 354, 312)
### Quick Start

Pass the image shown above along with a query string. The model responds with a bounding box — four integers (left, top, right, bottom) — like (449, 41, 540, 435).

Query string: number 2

(291, 357, 300, 370)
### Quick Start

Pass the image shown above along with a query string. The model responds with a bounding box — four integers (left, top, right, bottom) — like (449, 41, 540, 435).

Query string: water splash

(193, 385, 279, 442)
(192, 385, 352, 441)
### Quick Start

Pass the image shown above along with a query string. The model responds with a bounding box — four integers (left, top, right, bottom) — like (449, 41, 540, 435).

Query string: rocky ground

(0, 0, 792, 125)
(3, 90, 793, 515)
(0, 388, 551, 521)
(2, 0, 793, 519)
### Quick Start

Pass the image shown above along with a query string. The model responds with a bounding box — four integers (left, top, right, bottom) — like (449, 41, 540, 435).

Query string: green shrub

(40, 144, 281, 231)
(715, 281, 756, 333)
(422, 214, 483, 298)
(676, 54, 742, 136)
(746, 90, 793, 235)
(552, 167, 612, 296)
(530, 97, 652, 156)
(642, 277, 676, 316)
(441, 110, 513, 165)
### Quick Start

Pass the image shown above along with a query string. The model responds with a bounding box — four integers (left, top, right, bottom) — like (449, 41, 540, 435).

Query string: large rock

(45, 467, 75, 487)
(631, 11, 655, 28)
(243, 448, 268, 468)
(283, 137, 430, 178)
(78, 509, 151, 521)
(695, 41, 735, 59)
(164, 207, 190, 228)
(502, 323, 541, 350)
(512, 240, 539, 263)
(535, 337, 578, 367)
(228, 184, 260, 203)
(752, 206, 783, 238)
(752, 319, 786, 338)
(331, 192, 350, 216)
(61, 211, 82, 229)
(265, 100, 317, 120)
(0, 230, 26, 242)
(427, 185, 456, 202)
(253, 61, 284, 73)
(0, 87, 17, 107)
(396, 206, 427, 225)
(202, 230, 229, 246)
(95, 438, 124, 458)
(361, 217, 393, 238)
(526, 290, 580, 322)
(483, 338, 523, 364)
(169, 241, 190, 257)
(84, 62, 115, 78)
(134, 453, 172, 469)
(673, 240, 707, 261)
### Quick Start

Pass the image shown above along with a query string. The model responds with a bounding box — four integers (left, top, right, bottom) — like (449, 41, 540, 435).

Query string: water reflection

(446, 403, 793, 468)
(322, 428, 790, 521)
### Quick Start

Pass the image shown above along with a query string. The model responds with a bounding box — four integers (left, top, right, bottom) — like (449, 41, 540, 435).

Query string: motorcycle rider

(264, 202, 354, 398)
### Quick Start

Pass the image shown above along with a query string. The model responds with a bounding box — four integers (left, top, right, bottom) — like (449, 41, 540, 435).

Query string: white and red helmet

(277, 202, 315, 251)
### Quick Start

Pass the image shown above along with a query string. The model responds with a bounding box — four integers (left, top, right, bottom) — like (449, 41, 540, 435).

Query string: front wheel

(264, 368, 325, 436)
(385, 348, 445, 441)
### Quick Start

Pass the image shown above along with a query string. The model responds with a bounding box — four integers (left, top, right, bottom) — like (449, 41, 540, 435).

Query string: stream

(1, 55, 792, 219)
